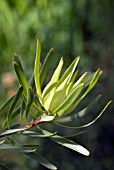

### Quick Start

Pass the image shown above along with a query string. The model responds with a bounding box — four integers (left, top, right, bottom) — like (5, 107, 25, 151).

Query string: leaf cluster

(0, 39, 111, 169)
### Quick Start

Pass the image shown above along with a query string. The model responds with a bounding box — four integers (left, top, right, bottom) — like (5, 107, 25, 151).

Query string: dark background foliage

(0, 0, 114, 169)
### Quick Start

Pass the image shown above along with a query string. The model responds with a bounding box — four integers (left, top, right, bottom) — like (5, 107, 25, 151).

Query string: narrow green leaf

(22, 144, 40, 148)
(33, 96, 46, 114)
(40, 48, 54, 86)
(0, 140, 5, 144)
(0, 128, 27, 138)
(33, 101, 46, 114)
(75, 100, 112, 128)
(49, 73, 72, 112)
(66, 71, 78, 95)
(40, 115, 55, 122)
(63, 130, 86, 138)
(26, 152, 57, 170)
(65, 69, 102, 114)
(39, 128, 90, 156)
(76, 94, 102, 118)
(42, 83, 56, 110)
(42, 57, 63, 111)
(54, 84, 84, 116)
(34, 39, 42, 103)
(49, 57, 80, 112)
(0, 144, 35, 153)
(11, 106, 21, 119)
(13, 61, 28, 98)
(13, 53, 24, 71)
(82, 69, 102, 98)
(20, 99, 26, 124)
(57, 56, 80, 87)
(83, 72, 95, 87)
(0, 94, 15, 114)
(55, 101, 111, 129)
(26, 87, 34, 123)
(7, 86, 23, 129)
(21, 130, 56, 138)
(2, 106, 21, 130)
(1, 136, 56, 169)
(56, 94, 102, 124)
(72, 72, 87, 90)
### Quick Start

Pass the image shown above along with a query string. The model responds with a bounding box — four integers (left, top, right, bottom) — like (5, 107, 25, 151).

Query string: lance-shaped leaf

(0, 128, 27, 138)
(56, 94, 102, 124)
(72, 72, 87, 90)
(7, 86, 23, 129)
(40, 48, 54, 86)
(54, 101, 111, 129)
(66, 71, 78, 95)
(0, 140, 5, 144)
(22, 144, 40, 148)
(2, 106, 21, 130)
(0, 94, 15, 114)
(57, 56, 80, 87)
(2, 135, 57, 169)
(13, 53, 24, 71)
(26, 152, 57, 170)
(20, 99, 26, 124)
(0, 144, 36, 153)
(76, 94, 102, 118)
(82, 69, 102, 98)
(42, 57, 63, 111)
(34, 39, 42, 103)
(39, 128, 90, 156)
(33, 101, 46, 115)
(49, 73, 72, 112)
(83, 72, 96, 87)
(21, 130, 56, 138)
(26, 86, 34, 123)
(40, 115, 55, 122)
(13, 61, 28, 98)
(54, 84, 84, 116)
(66, 69, 102, 114)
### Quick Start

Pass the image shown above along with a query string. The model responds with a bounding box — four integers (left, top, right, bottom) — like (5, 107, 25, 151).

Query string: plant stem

(0, 119, 41, 138)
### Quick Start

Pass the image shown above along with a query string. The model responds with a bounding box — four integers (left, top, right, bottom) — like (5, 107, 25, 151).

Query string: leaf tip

(97, 68, 103, 74)
(14, 52, 17, 56)
(61, 57, 64, 62)
(86, 151, 90, 156)
(81, 147, 90, 156)
(37, 38, 40, 43)
(109, 100, 112, 103)
(51, 47, 54, 52)
(77, 56, 80, 60)
(107, 100, 112, 106)
(0, 140, 5, 144)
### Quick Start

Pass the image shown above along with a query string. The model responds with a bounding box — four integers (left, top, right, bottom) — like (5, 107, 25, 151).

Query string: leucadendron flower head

(35, 39, 103, 117)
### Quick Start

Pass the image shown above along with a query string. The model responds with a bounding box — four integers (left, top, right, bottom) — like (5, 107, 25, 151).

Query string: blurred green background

(0, 0, 114, 169)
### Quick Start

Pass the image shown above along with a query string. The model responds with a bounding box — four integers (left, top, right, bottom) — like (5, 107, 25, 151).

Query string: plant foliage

(0, 39, 111, 169)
